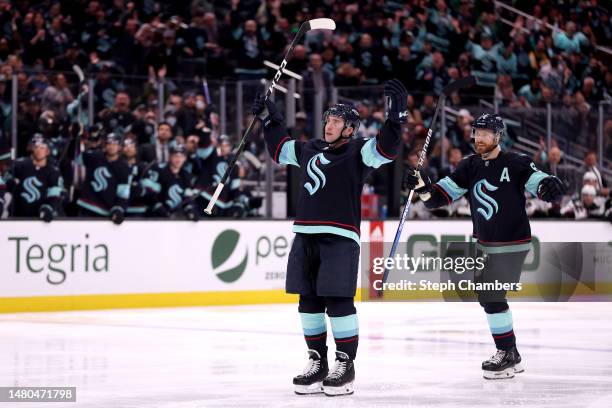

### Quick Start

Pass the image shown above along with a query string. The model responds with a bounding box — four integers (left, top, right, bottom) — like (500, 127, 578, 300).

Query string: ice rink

(1, 302, 611, 408)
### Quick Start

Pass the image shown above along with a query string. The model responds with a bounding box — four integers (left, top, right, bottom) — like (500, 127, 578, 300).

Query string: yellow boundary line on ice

(0, 282, 609, 313)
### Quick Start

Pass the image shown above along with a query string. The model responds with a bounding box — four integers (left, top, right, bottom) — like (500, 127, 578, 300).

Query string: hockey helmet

(323, 103, 361, 133)
(471, 113, 505, 143)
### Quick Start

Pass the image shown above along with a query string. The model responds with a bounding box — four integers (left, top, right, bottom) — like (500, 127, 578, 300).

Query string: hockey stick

(381, 75, 476, 286)
(203, 18, 336, 214)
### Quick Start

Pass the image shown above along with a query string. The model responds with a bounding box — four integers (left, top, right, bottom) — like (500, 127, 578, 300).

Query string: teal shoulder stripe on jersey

(141, 178, 161, 193)
(47, 186, 62, 197)
(76, 199, 109, 216)
(360, 138, 392, 169)
(476, 242, 532, 254)
(126, 206, 147, 214)
(197, 145, 214, 160)
(437, 176, 468, 201)
(525, 171, 548, 197)
(279, 140, 299, 167)
(292, 224, 360, 246)
(117, 183, 130, 199)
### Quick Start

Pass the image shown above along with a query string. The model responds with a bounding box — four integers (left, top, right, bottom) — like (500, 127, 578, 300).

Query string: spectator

(581, 151, 609, 197)
(101, 92, 136, 135)
(139, 122, 174, 164)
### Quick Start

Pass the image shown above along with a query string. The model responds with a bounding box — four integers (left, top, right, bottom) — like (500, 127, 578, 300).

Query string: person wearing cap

(75, 132, 130, 224)
(0, 134, 62, 222)
(140, 142, 195, 219)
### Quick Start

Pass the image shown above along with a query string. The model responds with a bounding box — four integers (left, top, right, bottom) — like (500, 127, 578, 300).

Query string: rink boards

(0, 220, 610, 312)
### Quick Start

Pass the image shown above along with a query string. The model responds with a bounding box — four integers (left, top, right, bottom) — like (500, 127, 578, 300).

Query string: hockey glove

(110, 206, 125, 225)
(252, 94, 283, 127)
(537, 176, 566, 202)
(384, 79, 409, 123)
(39, 204, 54, 223)
(403, 166, 432, 200)
(184, 204, 199, 222)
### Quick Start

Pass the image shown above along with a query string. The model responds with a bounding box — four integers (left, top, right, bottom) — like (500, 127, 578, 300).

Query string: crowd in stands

(0, 0, 609, 221)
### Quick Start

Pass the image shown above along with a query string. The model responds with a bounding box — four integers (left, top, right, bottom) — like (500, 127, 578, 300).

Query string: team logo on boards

(212, 229, 248, 283)
(304, 153, 330, 196)
(473, 179, 499, 221)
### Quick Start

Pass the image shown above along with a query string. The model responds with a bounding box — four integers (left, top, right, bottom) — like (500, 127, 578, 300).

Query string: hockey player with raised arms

(404, 113, 566, 379)
(252, 79, 407, 396)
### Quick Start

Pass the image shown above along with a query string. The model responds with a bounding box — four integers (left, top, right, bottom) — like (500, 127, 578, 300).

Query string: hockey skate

(323, 351, 355, 396)
(482, 347, 524, 379)
(293, 349, 328, 395)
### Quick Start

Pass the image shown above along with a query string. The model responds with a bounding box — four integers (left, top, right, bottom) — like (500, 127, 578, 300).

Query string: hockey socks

(486, 308, 516, 351)
(300, 312, 328, 357)
(330, 314, 359, 360)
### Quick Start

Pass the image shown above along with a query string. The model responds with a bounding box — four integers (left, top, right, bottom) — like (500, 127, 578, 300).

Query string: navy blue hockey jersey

(264, 120, 401, 244)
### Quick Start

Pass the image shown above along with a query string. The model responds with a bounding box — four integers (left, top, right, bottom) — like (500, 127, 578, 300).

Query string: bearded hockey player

(252, 79, 407, 396)
(0, 134, 62, 221)
(76, 133, 130, 224)
(404, 113, 566, 379)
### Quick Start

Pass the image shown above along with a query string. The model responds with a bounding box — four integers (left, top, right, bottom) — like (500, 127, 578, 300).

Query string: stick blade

(442, 75, 476, 96)
(307, 18, 336, 31)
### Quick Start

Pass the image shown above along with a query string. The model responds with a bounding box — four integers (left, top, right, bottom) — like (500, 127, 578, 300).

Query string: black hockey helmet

(105, 132, 121, 144)
(471, 113, 505, 143)
(170, 142, 187, 156)
(324, 103, 360, 133)
(30, 133, 49, 147)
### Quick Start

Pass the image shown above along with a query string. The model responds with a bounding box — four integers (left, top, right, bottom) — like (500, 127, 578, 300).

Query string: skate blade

(294, 382, 324, 395)
(483, 367, 515, 380)
(323, 381, 354, 396)
(513, 363, 525, 373)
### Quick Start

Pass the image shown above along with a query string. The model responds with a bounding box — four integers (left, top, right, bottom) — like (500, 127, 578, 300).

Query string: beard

(475, 142, 497, 156)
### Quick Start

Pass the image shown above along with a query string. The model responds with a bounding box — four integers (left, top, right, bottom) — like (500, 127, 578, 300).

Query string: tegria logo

(212, 229, 248, 283)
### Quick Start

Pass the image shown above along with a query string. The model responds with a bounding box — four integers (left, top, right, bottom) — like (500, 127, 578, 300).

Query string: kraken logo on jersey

(304, 153, 331, 196)
(21, 176, 43, 203)
(473, 179, 499, 220)
(91, 167, 112, 192)
(166, 184, 184, 209)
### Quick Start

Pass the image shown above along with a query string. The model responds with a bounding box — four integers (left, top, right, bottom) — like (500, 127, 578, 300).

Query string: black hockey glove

(39, 204, 54, 223)
(384, 79, 408, 124)
(184, 203, 198, 222)
(537, 176, 566, 202)
(151, 203, 170, 218)
(403, 166, 432, 195)
(110, 206, 125, 225)
(252, 93, 283, 127)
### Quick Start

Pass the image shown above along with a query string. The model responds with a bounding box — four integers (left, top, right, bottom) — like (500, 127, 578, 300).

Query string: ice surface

(1, 302, 611, 407)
